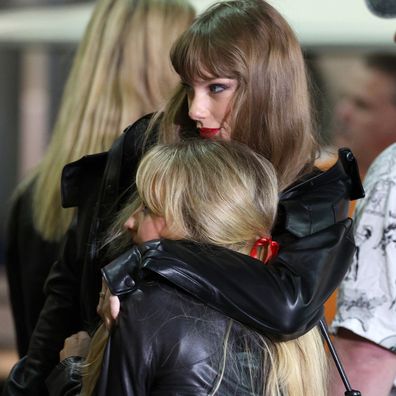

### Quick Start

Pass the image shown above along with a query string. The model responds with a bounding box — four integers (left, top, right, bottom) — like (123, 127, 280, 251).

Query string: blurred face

(124, 205, 167, 245)
(184, 77, 238, 140)
(334, 68, 396, 174)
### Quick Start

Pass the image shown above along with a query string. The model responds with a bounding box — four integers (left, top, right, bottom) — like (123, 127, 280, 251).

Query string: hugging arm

(102, 219, 355, 340)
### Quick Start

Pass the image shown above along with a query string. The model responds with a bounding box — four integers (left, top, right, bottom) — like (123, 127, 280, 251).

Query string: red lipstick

(199, 127, 220, 139)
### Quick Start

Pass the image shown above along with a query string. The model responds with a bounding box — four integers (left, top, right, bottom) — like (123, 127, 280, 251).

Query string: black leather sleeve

(103, 219, 354, 340)
(2, 225, 83, 396)
(144, 219, 355, 339)
(5, 191, 29, 357)
(45, 357, 83, 396)
(5, 184, 61, 358)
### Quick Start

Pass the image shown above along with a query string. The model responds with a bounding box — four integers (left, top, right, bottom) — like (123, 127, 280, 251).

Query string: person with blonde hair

(4, 0, 194, 392)
(47, 139, 328, 396)
(4, 0, 360, 395)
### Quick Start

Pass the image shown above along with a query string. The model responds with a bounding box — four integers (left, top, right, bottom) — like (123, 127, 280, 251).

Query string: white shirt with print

(332, 143, 396, 352)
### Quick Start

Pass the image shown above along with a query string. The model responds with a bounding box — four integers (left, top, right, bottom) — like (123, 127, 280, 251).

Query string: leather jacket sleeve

(5, 191, 29, 357)
(102, 149, 363, 340)
(45, 357, 83, 396)
(103, 219, 354, 340)
(2, 225, 83, 396)
(5, 182, 64, 358)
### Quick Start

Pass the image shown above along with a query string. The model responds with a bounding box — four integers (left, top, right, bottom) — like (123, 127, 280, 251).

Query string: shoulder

(276, 163, 351, 238)
(119, 280, 228, 346)
(61, 152, 107, 208)
(122, 113, 155, 137)
(118, 113, 160, 196)
(104, 280, 227, 394)
(115, 279, 229, 366)
(122, 113, 159, 154)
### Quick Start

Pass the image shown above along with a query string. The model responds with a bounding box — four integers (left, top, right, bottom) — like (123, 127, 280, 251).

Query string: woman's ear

(154, 216, 169, 237)
(157, 217, 184, 240)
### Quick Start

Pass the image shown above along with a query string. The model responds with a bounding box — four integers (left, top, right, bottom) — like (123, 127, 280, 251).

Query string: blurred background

(0, 0, 395, 387)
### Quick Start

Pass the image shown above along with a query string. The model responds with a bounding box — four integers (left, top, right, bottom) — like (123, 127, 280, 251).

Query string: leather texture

(49, 238, 352, 395)
(103, 219, 354, 340)
(5, 181, 62, 357)
(45, 357, 83, 396)
(47, 238, 350, 396)
(2, 114, 363, 396)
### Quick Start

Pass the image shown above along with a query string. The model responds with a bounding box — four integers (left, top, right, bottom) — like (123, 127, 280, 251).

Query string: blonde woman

(5, 0, 194, 359)
(48, 139, 328, 396)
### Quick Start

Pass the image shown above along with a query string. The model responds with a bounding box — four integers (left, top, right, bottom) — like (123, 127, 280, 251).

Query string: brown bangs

(170, 6, 242, 82)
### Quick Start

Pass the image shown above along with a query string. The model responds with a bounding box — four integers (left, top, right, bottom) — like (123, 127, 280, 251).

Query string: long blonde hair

(82, 140, 327, 395)
(26, 0, 195, 241)
(151, 0, 318, 191)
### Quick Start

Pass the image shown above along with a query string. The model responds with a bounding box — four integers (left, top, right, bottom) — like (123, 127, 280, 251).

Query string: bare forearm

(329, 328, 396, 396)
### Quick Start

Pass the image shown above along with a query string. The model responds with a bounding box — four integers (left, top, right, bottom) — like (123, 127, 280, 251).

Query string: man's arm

(330, 328, 396, 396)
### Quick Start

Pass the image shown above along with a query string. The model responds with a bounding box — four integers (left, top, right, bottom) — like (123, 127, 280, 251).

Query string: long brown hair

(26, 0, 195, 241)
(156, 0, 318, 190)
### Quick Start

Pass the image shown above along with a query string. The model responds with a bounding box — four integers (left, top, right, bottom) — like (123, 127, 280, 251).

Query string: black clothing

(47, 232, 354, 395)
(5, 181, 60, 356)
(103, 219, 354, 339)
(2, 114, 363, 396)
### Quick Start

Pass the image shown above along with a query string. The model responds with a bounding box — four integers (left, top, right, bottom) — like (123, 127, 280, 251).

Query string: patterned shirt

(332, 143, 396, 352)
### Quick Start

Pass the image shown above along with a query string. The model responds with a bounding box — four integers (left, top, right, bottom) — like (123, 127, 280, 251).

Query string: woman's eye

(209, 84, 226, 94)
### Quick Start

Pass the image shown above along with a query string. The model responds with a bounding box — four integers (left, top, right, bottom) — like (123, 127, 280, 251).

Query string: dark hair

(366, 54, 396, 104)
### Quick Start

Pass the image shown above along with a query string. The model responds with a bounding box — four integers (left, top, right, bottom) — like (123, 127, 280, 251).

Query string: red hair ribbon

(249, 236, 279, 264)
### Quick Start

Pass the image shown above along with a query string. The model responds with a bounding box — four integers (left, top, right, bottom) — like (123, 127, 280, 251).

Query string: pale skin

(97, 75, 238, 329)
(329, 328, 396, 396)
(59, 331, 91, 361)
(185, 77, 237, 140)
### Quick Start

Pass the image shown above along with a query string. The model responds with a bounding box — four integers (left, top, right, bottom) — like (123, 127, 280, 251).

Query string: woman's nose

(188, 93, 209, 121)
(123, 215, 136, 231)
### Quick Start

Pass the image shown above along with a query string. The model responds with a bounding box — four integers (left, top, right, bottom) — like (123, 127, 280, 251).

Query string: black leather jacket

(46, 233, 354, 395)
(2, 114, 363, 396)
(5, 180, 60, 357)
